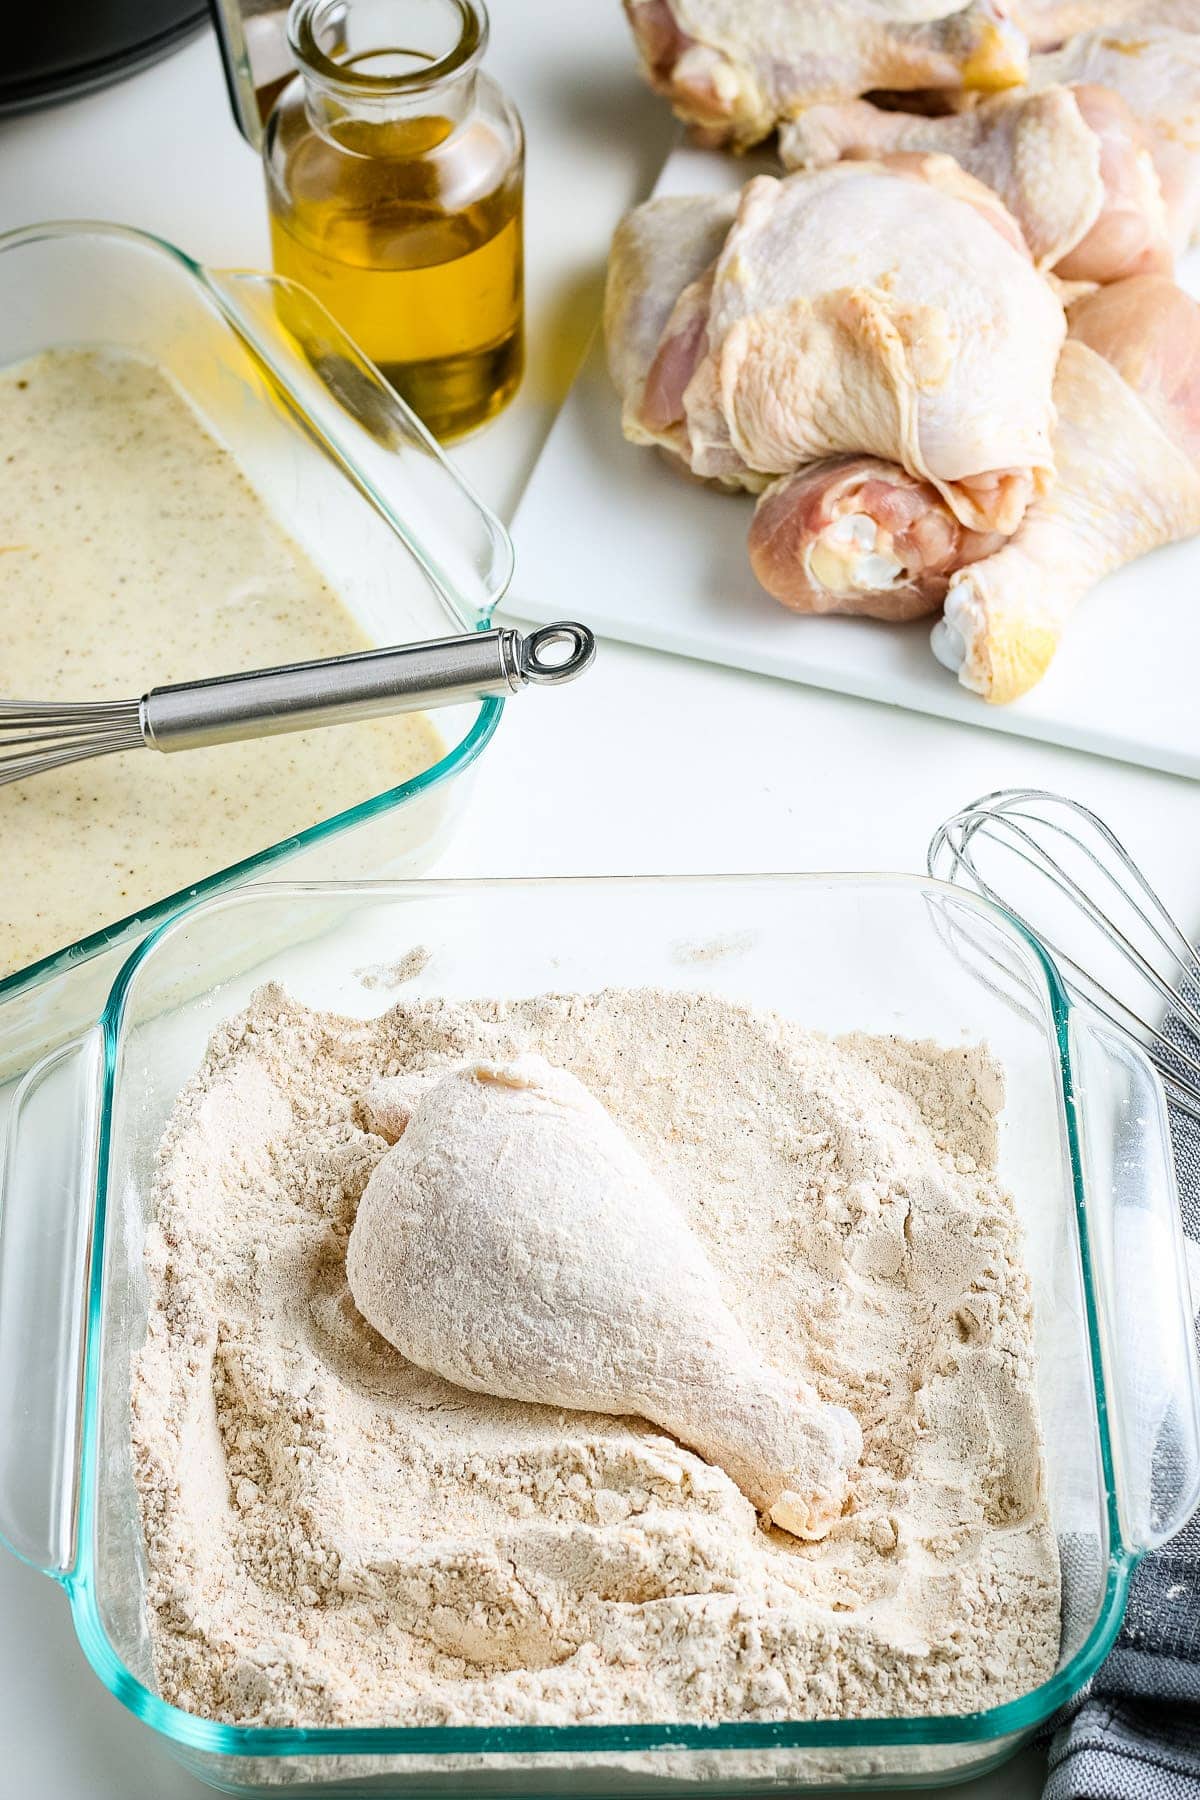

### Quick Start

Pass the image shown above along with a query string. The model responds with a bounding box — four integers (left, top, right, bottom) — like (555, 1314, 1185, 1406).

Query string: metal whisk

(929, 789, 1200, 1120)
(0, 621, 595, 787)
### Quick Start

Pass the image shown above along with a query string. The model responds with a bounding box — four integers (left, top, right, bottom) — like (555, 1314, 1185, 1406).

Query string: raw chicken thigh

(624, 0, 1029, 147)
(933, 275, 1200, 700)
(607, 158, 1065, 533)
(1008, 0, 1200, 47)
(1031, 25, 1200, 256)
(347, 1054, 862, 1541)
(779, 83, 1170, 281)
(605, 189, 742, 478)
(778, 13, 1200, 278)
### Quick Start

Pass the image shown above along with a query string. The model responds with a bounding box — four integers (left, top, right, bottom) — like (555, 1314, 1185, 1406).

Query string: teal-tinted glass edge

(0, 696, 500, 1011)
(61, 873, 1136, 1763)
(0, 218, 507, 1016)
(0, 694, 500, 1010)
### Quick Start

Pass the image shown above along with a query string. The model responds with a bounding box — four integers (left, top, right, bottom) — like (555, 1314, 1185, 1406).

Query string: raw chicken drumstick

(624, 0, 1029, 149)
(933, 275, 1200, 700)
(748, 457, 1004, 618)
(347, 1055, 862, 1540)
(606, 157, 1065, 533)
(779, 83, 1170, 282)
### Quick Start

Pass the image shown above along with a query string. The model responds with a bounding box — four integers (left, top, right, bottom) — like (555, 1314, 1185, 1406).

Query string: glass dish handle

(1071, 1009, 1200, 1553)
(205, 268, 515, 626)
(0, 1032, 103, 1580)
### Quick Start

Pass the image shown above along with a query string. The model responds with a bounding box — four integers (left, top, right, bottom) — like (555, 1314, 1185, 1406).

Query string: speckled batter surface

(0, 349, 442, 976)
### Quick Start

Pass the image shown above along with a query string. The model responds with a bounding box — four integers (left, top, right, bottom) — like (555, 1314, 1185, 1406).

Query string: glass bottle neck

(299, 64, 478, 135)
(288, 0, 487, 133)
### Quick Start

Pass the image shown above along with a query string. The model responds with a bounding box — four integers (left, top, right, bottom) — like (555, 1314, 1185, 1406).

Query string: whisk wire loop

(0, 698, 144, 785)
(929, 789, 1200, 1123)
(946, 807, 1200, 1033)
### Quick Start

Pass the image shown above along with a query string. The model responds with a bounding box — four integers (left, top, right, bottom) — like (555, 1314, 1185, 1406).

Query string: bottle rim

(287, 0, 489, 97)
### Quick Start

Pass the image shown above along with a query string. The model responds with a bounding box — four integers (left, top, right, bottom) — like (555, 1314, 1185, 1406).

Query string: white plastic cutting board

(512, 145, 1200, 777)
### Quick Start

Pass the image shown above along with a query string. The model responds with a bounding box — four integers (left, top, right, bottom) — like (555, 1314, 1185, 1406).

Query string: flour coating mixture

(132, 985, 1060, 1729)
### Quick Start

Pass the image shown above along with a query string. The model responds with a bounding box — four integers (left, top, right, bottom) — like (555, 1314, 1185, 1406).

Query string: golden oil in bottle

(266, 0, 524, 441)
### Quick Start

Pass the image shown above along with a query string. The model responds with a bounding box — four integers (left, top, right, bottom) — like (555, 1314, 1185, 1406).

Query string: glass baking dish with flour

(1, 874, 1198, 1797)
(0, 221, 511, 1081)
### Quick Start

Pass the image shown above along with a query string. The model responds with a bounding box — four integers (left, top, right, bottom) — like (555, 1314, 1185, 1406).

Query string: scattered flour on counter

(131, 985, 1060, 1730)
(354, 945, 432, 991)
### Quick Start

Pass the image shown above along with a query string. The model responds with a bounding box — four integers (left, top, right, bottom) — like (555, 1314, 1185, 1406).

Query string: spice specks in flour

(131, 983, 1060, 1730)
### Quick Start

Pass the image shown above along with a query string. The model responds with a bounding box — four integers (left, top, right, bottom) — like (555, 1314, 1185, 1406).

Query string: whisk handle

(141, 624, 594, 753)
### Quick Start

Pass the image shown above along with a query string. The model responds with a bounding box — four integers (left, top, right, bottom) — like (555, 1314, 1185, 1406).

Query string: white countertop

(1, 8, 1197, 1796)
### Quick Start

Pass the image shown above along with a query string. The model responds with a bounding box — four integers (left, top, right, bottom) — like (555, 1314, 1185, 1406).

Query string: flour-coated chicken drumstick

(347, 1055, 862, 1541)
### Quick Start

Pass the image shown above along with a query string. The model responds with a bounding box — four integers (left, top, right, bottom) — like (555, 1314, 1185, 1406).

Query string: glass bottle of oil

(265, 0, 524, 440)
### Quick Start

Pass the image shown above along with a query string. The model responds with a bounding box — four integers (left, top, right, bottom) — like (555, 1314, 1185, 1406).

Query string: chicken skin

(1008, 0, 1200, 48)
(607, 157, 1065, 534)
(1032, 24, 1200, 256)
(624, 0, 1029, 148)
(779, 82, 1170, 282)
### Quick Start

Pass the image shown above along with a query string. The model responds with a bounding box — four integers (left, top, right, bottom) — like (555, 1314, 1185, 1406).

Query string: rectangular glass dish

(1, 873, 1198, 1796)
(0, 221, 513, 1080)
